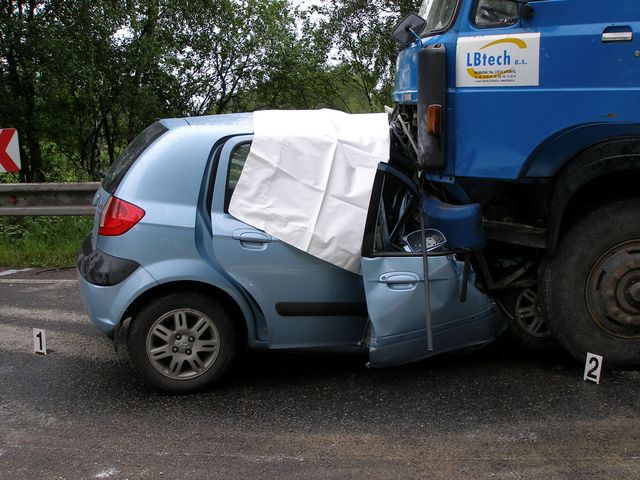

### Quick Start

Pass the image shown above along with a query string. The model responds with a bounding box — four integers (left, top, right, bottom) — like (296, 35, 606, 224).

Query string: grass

(0, 216, 93, 267)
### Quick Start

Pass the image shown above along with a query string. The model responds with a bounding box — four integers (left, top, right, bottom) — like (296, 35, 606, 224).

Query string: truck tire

(128, 292, 237, 393)
(543, 199, 640, 367)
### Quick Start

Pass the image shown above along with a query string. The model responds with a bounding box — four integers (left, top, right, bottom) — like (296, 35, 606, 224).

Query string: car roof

(158, 112, 254, 135)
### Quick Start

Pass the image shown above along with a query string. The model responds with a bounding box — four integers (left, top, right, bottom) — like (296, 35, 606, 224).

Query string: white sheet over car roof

(229, 109, 390, 273)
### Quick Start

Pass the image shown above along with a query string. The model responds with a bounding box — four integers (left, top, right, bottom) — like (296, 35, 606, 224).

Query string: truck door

(210, 135, 367, 349)
(361, 164, 503, 367)
(452, 0, 639, 179)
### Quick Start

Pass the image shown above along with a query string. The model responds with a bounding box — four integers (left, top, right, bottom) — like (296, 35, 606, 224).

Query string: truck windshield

(418, 0, 458, 34)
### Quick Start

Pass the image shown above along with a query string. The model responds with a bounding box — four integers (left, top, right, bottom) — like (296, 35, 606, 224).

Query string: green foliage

(0, 216, 93, 267)
(1, 0, 421, 182)
(312, 0, 420, 111)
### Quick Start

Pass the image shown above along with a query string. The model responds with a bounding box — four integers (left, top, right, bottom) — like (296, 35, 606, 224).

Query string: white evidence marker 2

(583, 352, 603, 384)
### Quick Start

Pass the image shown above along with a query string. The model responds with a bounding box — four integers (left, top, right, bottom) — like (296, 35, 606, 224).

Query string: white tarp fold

(229, 109, 390, 273)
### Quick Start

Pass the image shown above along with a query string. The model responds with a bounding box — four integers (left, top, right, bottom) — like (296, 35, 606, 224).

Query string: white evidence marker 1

(583, 352, 603, 384)
(33, 328, 47, 355)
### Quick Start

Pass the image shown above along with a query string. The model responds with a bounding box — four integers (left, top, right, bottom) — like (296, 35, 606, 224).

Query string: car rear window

(102, 121, 168, 193)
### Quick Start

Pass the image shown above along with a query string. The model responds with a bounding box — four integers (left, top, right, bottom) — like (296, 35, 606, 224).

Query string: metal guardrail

(0, 182, 99, 216)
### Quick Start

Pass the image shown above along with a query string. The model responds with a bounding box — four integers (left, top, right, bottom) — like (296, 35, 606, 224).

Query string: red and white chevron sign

(0, 128, 21, 173)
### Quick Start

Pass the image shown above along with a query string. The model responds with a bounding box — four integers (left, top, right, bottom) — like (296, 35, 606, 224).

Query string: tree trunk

(88, 117, 101, 180)
(102, 110, 115, 166)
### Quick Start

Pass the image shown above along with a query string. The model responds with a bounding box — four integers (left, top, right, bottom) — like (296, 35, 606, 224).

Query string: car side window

(224, 143, 251, 211)
(372, 172, 419, 254)
(474, 0, 518, 27)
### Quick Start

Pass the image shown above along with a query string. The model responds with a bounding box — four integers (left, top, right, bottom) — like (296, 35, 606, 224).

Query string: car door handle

(232, 229, 272, 250)
(602, 26, 632, 43)
(379, 272, 421, 290)
(238, 232, 271, 243)
(232, 229, 272, 243)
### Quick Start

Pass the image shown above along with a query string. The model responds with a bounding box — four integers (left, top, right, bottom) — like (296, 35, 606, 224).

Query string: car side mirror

(392, 13, 427, 47)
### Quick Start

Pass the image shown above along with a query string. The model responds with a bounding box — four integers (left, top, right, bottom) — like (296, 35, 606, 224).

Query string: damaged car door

(361, 164, 504, 367)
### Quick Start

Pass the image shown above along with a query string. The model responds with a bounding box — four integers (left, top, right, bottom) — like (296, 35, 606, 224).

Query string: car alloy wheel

(146, 308, 221, 380)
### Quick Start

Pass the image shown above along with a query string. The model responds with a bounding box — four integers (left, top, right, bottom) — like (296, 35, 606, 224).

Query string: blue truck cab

(390, 0, 640, 365)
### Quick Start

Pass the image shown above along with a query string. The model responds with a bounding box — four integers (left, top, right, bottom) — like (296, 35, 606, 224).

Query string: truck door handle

(602, 26, 632, 43)
(379, 272, 421, 290)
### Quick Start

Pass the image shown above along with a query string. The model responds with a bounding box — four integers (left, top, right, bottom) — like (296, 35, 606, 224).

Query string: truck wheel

(128, 293, 237, 393)
(543, 199, 640, 367)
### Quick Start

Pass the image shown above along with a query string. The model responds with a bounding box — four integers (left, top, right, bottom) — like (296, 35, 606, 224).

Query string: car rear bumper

(77, 234, 158, 338)
(77, 234, 141, 286)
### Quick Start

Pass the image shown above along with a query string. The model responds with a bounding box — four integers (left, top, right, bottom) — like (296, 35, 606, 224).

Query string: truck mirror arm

(407, 27, 422, 44)
(502, 0, 535, 20)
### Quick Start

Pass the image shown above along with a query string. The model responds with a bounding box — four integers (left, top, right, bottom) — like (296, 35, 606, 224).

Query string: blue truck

(389, 0, 640, 365)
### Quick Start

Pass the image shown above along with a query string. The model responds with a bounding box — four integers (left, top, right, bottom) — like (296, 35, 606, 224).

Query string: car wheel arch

(122, 280, 251, 351)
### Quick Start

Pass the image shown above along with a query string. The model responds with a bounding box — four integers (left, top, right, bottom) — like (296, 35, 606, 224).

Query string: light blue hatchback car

(78, 113, 504, 392)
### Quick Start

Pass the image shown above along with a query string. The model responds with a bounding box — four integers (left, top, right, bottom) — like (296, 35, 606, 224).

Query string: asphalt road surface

(1, 267, 639, 479)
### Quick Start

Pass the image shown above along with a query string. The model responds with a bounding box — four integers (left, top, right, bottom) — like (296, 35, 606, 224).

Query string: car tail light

(99, 196, 145, 236)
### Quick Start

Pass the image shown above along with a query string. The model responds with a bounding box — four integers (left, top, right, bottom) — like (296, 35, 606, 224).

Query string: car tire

(543, 199, 640, 367)
(128, 292, 237, 393)
(503, 287, 556, 350)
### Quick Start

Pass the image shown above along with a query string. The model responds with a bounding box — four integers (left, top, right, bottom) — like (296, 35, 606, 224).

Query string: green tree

(0, 0, 53, 181)
(162, 0, 299, 116)
(1, 0, 423, 181)
(313, 0, 419, 112)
